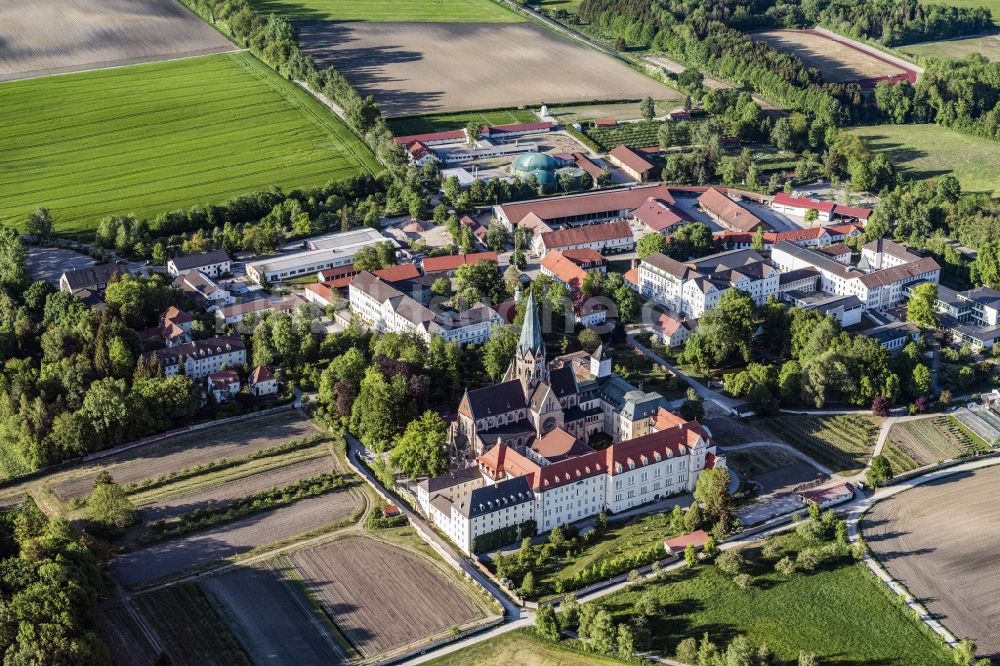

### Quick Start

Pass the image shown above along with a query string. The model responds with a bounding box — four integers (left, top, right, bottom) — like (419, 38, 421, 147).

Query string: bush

(715, 549, 747, 576)
(775, 556, 796, 575)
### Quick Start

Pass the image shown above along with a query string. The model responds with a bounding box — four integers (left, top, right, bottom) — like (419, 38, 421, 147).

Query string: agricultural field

(299, 22, 674, 116)
(886, 415, 990, 468)
(754, 414, 881, 474)
(901, 33, 1000, 61)
(847, 124, 1000, 195)
(110, 489, 360, 588)
(100, 584, 251, 665)
(203, 564, 351, 664)
(0, 0, 234, 82)
(881, 441, 920, 475)
(584, 121, 665, 151)
(389, 109, 540, 136)
(40, 410, 318, 503)
(598, 533, 953, 664)
(248, 0, 521, 22)
(425, 629, 629, 666)
(864, 465, 1000, 658)
(751, 29, 912, 86)
(0, 52, 379, 234)
(548, 99, 681, 125)
(290, 536, 487, 659)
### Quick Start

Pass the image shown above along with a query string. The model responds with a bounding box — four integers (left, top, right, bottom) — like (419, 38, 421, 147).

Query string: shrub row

(561, 542, 664, 590)
(366, 506, 408, 529)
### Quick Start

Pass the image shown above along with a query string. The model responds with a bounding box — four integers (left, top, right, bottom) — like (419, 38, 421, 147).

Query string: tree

(389, 410, 448, 478)
(906, 282, 939, 329)
(88, 471, 137, 534)
(679, 387, 705, 422)
(351, 367, 403, 451)
(431, 277, 451, 298)
(684, 543, 698, 566)
(867, 454, 893, 487)
(535, 604, 561, 641)
(911, 363, 932, 397)
(0, 226, 28, 295)
(587, 609, 616, 653)
(640, 96, 656, 122)
(26, 208, 54, 240)
(871, 396, 890, 417)
(520, 570, 536, 596)
(751, 227, 765, 252)
(578, 328, 602, 354)
(617, 624, 635, 659)
(482, 324, 518, 380)
(485, 221, 510, 252)
(680, 289, 755, 368)
(684, 502, 704, 532)
(636, 232, 667, 259)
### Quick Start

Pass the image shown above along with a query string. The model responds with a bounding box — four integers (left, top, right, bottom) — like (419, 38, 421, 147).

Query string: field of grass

(548, 99, 680, 124)
(901, 33, 1000, 61)
(248, 0, 521, 22)
(388, 108, 540, 136)
(0, 52, 379, 234)
(916, 0, 1000, 22)
(425, 629, 628, 666)
(847, 124, 1000, 195)
(755, 415, 881, 474)
(887, 415, 990, 468)
(598, 533, 953, 665)
(607, 344, 686, 400)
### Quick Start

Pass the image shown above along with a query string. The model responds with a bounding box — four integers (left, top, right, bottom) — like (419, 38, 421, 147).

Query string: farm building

(697, 188, 768, 233)
(663, 529, 710, 555)
(493, 184, 675, 231)
(631, 197, 686, 235)
(481, 121, 555, 141)
(393, 129, 467, 147)
(771, 193, 873, 223)
(798, 482, 854, 509)
(536, 220, 634, 257)
(608, 145, 656, 182)
(247, 229, 395, 284)
(166, 249, 231, 278)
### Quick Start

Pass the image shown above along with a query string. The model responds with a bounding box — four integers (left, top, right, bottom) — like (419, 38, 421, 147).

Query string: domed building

(510, 152, 560, 180)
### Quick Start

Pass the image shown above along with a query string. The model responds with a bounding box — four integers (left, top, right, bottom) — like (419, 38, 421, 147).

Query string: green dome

(512, 152, 559, 172)
(532, 168, 557, 185)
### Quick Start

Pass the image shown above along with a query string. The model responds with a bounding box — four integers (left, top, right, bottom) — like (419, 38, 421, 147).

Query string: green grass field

(598, 534, 953, 664)
(388, 109, 539, 136)
(901, 33, 1000, 61)
(917, 0, 1000, 22)
(755, 415, 881, 474)
(248, 0, 521, 22)
(548, 99, 680, 124)
(425, 629, 627, 666)
(847, 124, 1000, 195)
(0, 52, 379, 234)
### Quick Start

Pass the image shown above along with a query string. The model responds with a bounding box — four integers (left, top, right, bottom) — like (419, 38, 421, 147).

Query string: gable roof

(698, 188, 765, 233)
(61, 263, 128, 290)
(772, 192, 835, 214)
(609, 145, 655, 174)
(457, 476, 533, 518)
(540, 251, 588, 291)
(540, 220, 633, 250)
(169, 250, 230, 271)
(498, 184, 675, 225)
(632, 197, 685, 232)
(421, 252, 498, 274)
(249, 366, 274, 384)
(373, 263, 421, 283)
(531, 428, 593, 463)
(561, 248, 606, 266)
(463, 380, 527, 419)
(393, 129, 466, 145)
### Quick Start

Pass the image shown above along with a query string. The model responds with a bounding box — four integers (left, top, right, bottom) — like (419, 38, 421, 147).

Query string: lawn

(248, 0, 521, 22)
(901, 33, 1000, 61)
(847, 124, 1000, 195)
(424, 629, 628, 666)
(548, 99, 680, 124)
(886, 415, 990, 468)
(388, 109, 540, 136)
(607, 344, 687, 400)
(597, 534, 953, 665)
(754, 415, 881, 474)
(0, 52, 379, 234)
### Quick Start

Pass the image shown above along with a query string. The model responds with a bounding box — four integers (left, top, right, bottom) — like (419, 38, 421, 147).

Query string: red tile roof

(624, 267, 639, 286)
(561, 248, 607, 266)
(772, 192, 836, 214)
(421, 252, 498, 274)
(571, 152, 605, 181)
(664, 529, 710, 553)
(498, 184, 675, 225)
(393, 129, 466, 145)
(772, 227, 829, 242)
(541, 251, 588, 291)
(800, 482, 854, 505)
(318, 264, 358, 281)
(824, 223, 864, 236)
(632, 197, 685, 232)
(530, 428, 593, 463)
(373, 263, 421, 283)
(250, 365, 274, 384)
(698, 188, 766, 233)
(540, 220, 633, 251)
(609, 145, 655, 175)
(832, 205, 872, 220)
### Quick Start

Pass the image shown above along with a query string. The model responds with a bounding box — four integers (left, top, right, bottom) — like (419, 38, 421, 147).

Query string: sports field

(847, 124, 1000, 195)
(0, 52, 379, 234)
(902, 33, 1000, 60)
(247, 0, 521, 22)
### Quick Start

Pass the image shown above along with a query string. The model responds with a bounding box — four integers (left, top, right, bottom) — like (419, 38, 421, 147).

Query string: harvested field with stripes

(290, 536, 487, 659)
(0, 0, 234, 82)
(887, 415, 990, 468)
(0, 52, 379, 233)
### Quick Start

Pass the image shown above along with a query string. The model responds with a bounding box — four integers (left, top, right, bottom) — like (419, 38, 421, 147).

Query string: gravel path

(111, 490, 358, 589)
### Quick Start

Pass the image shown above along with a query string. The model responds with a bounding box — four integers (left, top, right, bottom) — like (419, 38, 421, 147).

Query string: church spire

(516, 290, 544, 358)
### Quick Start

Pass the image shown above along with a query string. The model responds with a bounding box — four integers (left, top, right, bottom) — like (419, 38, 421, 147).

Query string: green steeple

(517, 290, 544, 358)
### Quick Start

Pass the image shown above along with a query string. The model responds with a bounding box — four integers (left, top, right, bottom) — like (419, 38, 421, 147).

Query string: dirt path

(110, 489, 360, 589)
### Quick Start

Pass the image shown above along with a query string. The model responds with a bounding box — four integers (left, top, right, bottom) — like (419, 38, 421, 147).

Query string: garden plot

(48, 411, 317, 502)
(203, 564, 351, 665)
(290, 536, 486, 659)
(886, 415, 990, 467)
(864, 465, 1000, 658)
(299, 21, 673, 116)
(754, 414, 880, 474)
(0, 0, 234, 82)
(955, 409, 1000, 446)
(110, 489, 359, 588)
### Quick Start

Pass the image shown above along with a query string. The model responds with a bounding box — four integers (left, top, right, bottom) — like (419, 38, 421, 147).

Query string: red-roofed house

(771, 192, 836, 222)
(698, 188, 768, 233)
(571, 152, 605, 185)
(207, 369, 241, 403)
(304, 282, 339, 308)
(798, 482, 854, 509)
(655, 313, 698, 347)
(540, 251, 588, 291)
(594, 118, 618, 128)
(824, 223, 864, 241)
(667, 109, 691, 121)
(373, 263, 421, 283)
(537, 220, 634, 257)
(632, 197, 686, 235)
(421, 252, 499, 275)
(393, 129, 467, 146)
(316, 264, 359, 283)
(624, 267, 640, 290)
(561, 248, 608, 271)
(249, 366, 277, 396)
(608, 145, 656, 182)
(664, 529, 710, 555)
